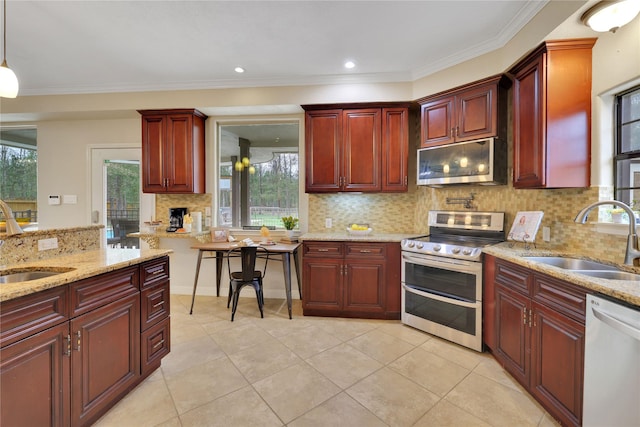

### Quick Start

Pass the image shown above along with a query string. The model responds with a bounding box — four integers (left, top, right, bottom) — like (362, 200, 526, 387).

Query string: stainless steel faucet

(574, 200, 639, 266)
(0, 199, 23, 235)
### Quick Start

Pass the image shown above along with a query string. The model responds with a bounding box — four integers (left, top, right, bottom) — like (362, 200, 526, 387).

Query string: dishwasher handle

(592, 306, 640, 342)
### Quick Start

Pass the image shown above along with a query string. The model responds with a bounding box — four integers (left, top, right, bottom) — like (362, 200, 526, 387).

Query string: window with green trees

(0, 128, 37, 222)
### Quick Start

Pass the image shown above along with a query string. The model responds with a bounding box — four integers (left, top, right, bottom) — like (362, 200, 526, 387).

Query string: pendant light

(581, 0, 640, 33)
(0, 0, 18, 98)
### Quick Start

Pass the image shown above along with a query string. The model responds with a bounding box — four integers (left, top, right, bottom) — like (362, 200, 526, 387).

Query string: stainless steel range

(401, 211, 505, 351)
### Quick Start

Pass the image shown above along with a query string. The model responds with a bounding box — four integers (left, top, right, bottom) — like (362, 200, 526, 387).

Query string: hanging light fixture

(234, 157, 256, 174)
(0, 0, 18, 98)
(581, 0, 640, 33)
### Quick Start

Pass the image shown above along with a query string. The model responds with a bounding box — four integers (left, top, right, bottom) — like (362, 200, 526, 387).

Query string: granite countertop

(484, 243, 640, 307)
(300, 232, 420, 243)
(0, 248, 173, 302)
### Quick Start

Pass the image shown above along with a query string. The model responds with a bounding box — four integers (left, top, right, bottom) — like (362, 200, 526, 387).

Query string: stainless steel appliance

(167, 207, 188, 232)
(417, 137, 507, 187)
(583, 294, 640, 427)
(401, 211, 505, 351)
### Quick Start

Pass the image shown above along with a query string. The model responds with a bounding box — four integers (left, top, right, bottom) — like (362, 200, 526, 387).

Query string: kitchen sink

(523, 256, 619, 271)
(573, 270, 640, 281)
(0, 268, 75, 284)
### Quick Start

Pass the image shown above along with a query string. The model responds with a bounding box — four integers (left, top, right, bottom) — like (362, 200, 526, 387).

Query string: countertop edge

(1, 248, 173, 302)
(300, 232, 418, 243)
(483, 243, 640, 307)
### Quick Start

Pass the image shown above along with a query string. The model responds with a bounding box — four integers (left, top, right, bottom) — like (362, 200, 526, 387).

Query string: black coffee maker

(167, 207, 188, 232)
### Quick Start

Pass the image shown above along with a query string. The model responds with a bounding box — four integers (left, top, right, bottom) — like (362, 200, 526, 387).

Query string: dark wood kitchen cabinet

(510, 38, 596, 188)
(302, 240, 401, 319)
(490, 257, 586, 427)
(139, 109, 207, 194)
(0, 256, 171, 427)
(303, 103, 411, 193)
(417, 74, 510, 147)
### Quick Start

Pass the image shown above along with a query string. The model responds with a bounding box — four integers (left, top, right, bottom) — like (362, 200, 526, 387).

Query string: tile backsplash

(155, 194, 212, 229)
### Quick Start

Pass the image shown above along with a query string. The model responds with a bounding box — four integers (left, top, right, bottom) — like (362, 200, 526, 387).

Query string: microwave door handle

(402, 284, 477, 309)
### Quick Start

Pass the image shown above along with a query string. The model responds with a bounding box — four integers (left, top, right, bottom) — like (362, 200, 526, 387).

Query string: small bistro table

(189, 241, 302, 319)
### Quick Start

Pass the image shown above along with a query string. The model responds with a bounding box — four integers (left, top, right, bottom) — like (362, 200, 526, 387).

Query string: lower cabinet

(488, 256, 585, 427)
(0, 256, 170, 427)
(302, 241, 400, 319)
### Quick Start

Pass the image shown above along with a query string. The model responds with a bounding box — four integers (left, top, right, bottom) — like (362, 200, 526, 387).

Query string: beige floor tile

(389, 346, 471, 397)
(313, 317, 381, 342)
(347, 329, 415, 364)
(306, 343, 383, 389)
(170, 315, 210, 345)
(179, 386, 283, 427)
(419, 336, 489, 370)
(288, 392, 387, 427)
(256, 315, 313, 338)
(277, 325, 342, 359)
(538, 413, 562, 427)
(161, 335, 226, 378)
(472, 356, 528, 393)
(376, 322, 432, 346)
(413, 399, 492, 427)
(346, 367, 440, 427)
(165, 357, 248, 414)
(445, 372, 545, 427)
(93, 376, 177, 427)
(253, 363, 341, 424)
(228, 339, 302, 383)
(154, 417, 182, 427)
(208, 322, 276, 354)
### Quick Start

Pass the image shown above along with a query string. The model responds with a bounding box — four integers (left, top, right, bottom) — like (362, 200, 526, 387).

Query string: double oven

(401, 211, 504, 352)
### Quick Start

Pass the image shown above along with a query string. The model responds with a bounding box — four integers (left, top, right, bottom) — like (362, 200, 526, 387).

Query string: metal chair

(226, 245, 270, 321)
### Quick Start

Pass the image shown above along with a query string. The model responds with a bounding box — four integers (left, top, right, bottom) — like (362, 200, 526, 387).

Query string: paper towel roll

(192, 212, 202, 233)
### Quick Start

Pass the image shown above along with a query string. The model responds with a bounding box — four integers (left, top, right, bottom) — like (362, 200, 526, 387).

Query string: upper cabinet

(138, 109, 207, 194)
(303, 103, 412, 193)
(417, 74, 510, 147)
(510, 38, 596, 189)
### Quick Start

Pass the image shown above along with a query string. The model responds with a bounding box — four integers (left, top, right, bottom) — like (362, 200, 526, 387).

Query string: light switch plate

(325, 218, 332, 228)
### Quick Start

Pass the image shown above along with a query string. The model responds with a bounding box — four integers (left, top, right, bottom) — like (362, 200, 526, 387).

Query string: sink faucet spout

(574, 200, 639, 266)
(0, 199, 23, 235)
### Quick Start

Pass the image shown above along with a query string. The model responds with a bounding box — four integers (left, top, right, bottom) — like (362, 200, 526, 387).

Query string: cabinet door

(512, 54, 545, 188)
(456, 83, 497, 142)
(344, 259, 385, 313)
(342, 109, 381, 191)
(71, 294, 140, 427)
(495, 284, 530, 387)
(165, 114, 195, 193)
(141, 114, 167, 193)
(1, 323, 71, 427)
(305, 110, 342, 192)
(530, 302, 584, 427)
(420, 95, 455, 147)
(302, 258, 343, 312)
(381, 108, 409, 192)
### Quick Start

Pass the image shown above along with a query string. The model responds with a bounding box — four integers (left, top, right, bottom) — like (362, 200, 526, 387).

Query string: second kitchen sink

(523, 256, 619, 271)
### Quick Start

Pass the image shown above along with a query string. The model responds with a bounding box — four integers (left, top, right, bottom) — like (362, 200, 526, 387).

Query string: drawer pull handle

(360, 250, 372, 253)
(318, 249, 329, 252)
(153, 301, 165, 308)
(152, 339, 165, 350)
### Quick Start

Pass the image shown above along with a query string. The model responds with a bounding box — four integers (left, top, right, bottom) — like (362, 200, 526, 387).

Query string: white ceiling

(5, 0, 553, 97)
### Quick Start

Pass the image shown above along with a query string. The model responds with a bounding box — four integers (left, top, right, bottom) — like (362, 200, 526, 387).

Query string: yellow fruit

(351, 224, 358, 230)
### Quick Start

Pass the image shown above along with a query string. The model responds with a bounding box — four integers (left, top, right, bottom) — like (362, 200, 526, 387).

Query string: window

(219, 122, 299, 229)
(0, 128, 37, 225)
(614, 85, 640, 212)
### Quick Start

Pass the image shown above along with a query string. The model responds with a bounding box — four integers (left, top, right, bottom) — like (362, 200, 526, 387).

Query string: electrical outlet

(38, 238, 58, 251)
(325, 218, 332, 228)
(542, 226, 551, 242)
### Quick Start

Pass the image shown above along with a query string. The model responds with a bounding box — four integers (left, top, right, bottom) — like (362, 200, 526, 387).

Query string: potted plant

(281, 216, 299, 238)
(610, 208, 625, 223)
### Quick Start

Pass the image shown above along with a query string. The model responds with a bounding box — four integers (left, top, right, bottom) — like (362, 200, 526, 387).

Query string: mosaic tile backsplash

(308, 183, 633, 266)
(155, 193, 212, 229)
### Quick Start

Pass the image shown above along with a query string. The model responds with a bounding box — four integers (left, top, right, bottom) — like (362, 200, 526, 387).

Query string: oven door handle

(402, 252, 479, 272)
(402, 284, 478, 308)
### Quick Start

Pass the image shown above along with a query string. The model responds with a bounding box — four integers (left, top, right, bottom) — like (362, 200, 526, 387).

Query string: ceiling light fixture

(581, 0, 640, 33)
(234, 67, 245, 73)
(0, 0, 19, 98)
(344, 61, 355, 69)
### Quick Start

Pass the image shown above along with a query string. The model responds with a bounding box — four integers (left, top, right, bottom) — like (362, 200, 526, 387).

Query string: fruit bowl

(347, 224, 372, 235)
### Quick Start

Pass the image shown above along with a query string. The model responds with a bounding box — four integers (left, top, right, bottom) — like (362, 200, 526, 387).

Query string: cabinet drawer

(141, 317, 170, 376)
(0, 286, 69, 348)
(141, 281, 170, 331)
(70, 266, 139, 317)
(532, 273, 587, 323)
(140, 257, 169, 290)
(494, 260, 530, 296)
(303, 242, 343, 258)
(345, 243, 386, 259)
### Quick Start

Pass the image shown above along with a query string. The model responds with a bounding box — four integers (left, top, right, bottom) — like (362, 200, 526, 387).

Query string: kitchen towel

(192, 212, 203, 233)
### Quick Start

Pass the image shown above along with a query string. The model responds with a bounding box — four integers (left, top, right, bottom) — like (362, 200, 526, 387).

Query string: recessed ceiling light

(234, 67, 245, 73)
(344, 61, 355, 69)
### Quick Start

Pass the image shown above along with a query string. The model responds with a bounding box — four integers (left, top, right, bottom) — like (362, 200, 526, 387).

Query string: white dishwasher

(583, 294, 640, 427)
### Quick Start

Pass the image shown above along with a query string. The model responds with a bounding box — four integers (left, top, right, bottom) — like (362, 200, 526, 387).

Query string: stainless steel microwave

(417, 137, 507, 187)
